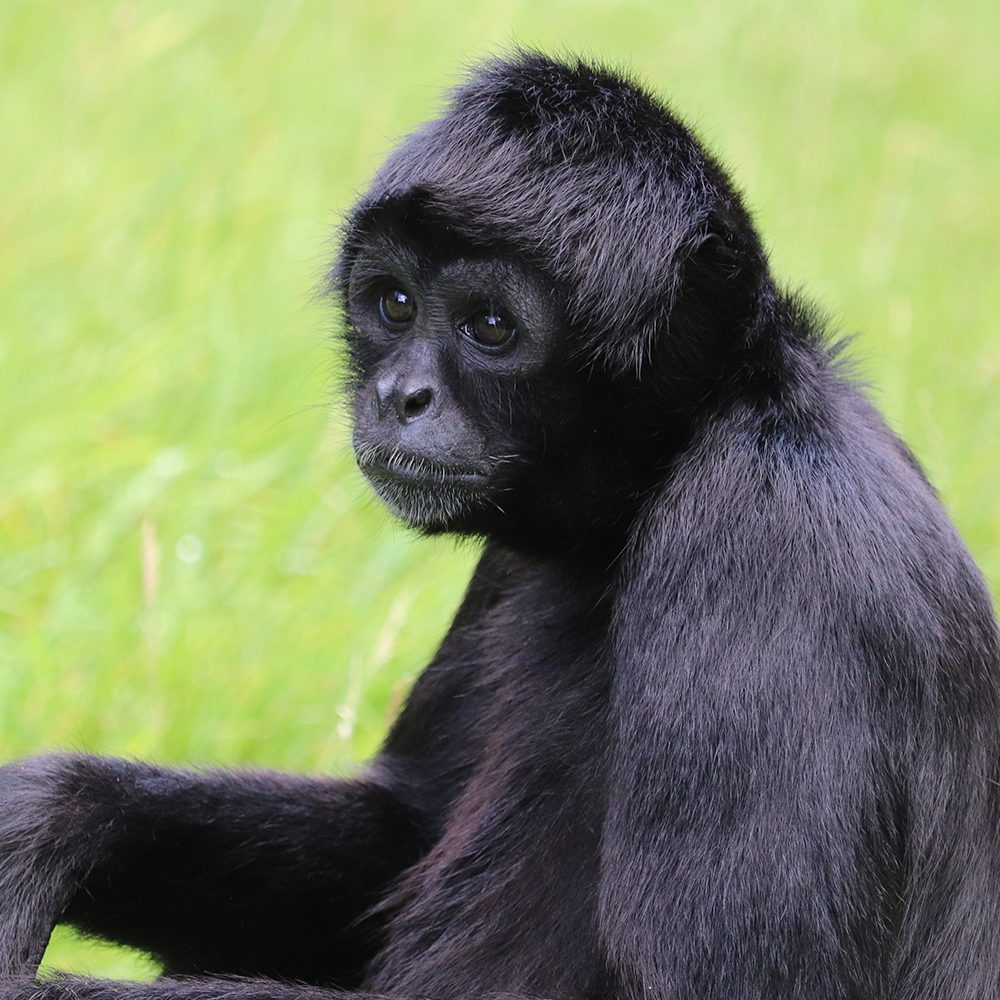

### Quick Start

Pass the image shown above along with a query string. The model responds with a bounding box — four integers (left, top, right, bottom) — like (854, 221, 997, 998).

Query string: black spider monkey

(1, 52, 999, 1000)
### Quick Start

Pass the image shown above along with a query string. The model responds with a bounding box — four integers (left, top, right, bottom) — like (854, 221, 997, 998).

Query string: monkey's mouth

(355, 445, 490, 490)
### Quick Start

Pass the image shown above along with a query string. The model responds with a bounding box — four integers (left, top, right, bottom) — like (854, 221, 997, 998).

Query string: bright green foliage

(1, 0, 997, 979)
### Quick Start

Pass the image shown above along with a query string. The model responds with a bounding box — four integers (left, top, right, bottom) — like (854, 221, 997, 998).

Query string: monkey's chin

(365, 475, 486, 530)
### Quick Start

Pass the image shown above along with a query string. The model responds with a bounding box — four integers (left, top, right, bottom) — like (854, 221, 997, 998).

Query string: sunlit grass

(1, 0, 997, 979)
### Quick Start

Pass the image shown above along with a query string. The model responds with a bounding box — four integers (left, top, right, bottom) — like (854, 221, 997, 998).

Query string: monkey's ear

(684, 210, 769, 311)
(573, 202, 769, 378)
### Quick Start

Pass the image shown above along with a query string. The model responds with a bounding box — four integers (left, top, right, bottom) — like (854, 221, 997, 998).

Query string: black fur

(2, 52, 999, 1000)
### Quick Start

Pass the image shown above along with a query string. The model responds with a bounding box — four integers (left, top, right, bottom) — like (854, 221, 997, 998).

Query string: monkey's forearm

(0, 755, 426, 983)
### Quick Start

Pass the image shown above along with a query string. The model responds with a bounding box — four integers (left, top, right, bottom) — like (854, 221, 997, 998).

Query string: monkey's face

(343, 226, 564, 533)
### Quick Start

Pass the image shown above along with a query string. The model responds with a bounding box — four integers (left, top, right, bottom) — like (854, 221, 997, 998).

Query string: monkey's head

(333, 53, 772, 547)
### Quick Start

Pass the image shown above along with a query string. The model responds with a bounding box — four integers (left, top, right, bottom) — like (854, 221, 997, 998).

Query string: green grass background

(2, 0, 998, 980)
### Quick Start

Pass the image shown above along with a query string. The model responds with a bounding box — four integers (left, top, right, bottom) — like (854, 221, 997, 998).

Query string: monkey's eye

(378, 288, 416, 327)
(461, 311, 516, 350)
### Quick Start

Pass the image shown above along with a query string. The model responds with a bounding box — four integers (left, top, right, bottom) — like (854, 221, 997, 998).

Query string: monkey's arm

(595, 420, 987, 998)
(0, 753, 427, 984)
(0, 558, 498, 985)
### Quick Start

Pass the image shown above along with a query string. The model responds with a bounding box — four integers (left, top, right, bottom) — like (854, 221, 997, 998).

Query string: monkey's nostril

(402, 388, 434, 420)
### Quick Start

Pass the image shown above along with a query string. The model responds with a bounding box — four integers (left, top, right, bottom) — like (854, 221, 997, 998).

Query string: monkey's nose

(374, 380, 437, 424)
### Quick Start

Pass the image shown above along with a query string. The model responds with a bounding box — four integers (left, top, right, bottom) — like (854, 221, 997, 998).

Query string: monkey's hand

(0, 755, 128, 978)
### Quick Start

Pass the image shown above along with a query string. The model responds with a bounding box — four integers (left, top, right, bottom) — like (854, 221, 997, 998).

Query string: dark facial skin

(346, 229, 562, 532)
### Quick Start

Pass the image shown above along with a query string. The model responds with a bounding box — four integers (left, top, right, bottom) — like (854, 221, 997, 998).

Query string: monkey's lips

(355, 445, 491, 490)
